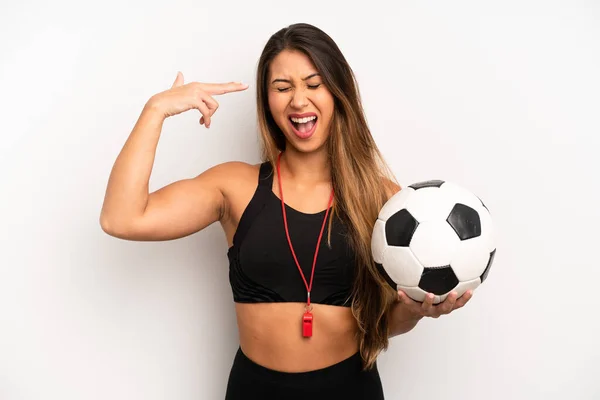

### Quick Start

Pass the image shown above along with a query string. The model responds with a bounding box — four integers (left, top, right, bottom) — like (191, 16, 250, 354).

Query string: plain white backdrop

(1, 0, 599, 399)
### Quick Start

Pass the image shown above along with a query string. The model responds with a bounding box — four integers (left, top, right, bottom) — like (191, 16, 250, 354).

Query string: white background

(1, 1, 599, 399)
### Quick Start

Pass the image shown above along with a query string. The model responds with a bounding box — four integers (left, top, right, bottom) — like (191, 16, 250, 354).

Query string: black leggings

(225, 347, 385, 399)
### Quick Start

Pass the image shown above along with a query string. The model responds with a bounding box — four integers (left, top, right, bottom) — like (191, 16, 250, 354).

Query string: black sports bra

(227, 161, 356, 307)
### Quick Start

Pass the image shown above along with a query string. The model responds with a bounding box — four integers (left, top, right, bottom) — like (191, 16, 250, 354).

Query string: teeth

(290, 116, 317, 124)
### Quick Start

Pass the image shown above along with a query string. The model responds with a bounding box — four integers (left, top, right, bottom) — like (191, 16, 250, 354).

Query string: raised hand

(147, 71, 249, 128)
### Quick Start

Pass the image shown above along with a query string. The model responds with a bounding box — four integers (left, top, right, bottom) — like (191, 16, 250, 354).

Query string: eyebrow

(271, 73, 320, 84)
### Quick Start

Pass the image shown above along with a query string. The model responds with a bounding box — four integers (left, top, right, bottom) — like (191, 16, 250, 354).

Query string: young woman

(100, 23, 472, 399)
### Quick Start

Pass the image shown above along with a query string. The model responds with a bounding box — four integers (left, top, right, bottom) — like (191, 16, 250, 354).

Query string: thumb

(171, 71, 184, 88)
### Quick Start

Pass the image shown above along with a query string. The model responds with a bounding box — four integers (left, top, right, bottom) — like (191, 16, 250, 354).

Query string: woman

(100, 23, 472, 399)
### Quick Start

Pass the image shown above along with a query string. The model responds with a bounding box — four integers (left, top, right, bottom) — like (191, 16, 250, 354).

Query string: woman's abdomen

(234, 302, 359, 372)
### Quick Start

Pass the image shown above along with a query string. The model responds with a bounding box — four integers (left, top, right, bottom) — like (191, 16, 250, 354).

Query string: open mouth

(289, 115, 318, 139)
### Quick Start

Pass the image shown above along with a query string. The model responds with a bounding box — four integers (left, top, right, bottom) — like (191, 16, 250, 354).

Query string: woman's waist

(234, 302, 359, 372)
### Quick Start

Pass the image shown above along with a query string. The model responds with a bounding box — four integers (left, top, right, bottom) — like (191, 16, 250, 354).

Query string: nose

(290, 88, 309, 109)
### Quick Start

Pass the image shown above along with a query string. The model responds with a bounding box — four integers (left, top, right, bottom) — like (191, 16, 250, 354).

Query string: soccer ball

(372, 180, 496, 304)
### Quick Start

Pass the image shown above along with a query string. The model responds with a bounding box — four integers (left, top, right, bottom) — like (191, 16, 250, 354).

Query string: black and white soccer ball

(372, 180, 496, 304)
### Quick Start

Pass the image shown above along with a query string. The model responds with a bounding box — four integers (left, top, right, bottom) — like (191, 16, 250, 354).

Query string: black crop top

(227, 161, 356, 306)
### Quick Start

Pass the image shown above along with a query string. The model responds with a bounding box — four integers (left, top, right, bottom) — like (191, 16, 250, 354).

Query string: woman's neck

(278, 146, 331, 186)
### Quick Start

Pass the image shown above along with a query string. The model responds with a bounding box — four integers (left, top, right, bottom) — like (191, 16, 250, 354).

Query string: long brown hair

(256, 23, 398, 369)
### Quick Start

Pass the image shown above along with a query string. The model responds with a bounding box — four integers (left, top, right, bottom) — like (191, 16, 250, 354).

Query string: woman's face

(267, 49, 335, 153)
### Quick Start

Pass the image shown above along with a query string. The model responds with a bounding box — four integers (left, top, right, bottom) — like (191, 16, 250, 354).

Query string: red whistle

(302, 311, 313, 338)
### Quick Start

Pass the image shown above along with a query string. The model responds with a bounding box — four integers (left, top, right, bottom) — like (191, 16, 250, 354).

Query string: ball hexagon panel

(401, 277, 482, 305)
(395, 286, 448, 304)
(385, 209, 419, 247)
(403, 187, 456, 223)
(382, 245, 425, 287)
(418, 265, 459, 295)
(451, 278, 481, 300)
(438, 181, 482, 212)
(409, 220, 460, 268)
(371, 219, 387, 264)
(377, 187, 414, 221)
(397, 286, 429, 303)
(450, 235, 492, 281)
(446, 203, 482, 240)
(376, 263, 397, 290)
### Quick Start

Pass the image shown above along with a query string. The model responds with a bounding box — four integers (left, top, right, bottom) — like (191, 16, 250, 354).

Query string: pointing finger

(201, 82, 249, 95)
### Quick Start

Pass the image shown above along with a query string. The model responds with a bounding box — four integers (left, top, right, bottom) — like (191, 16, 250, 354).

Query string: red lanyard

(276, 153, 334, 338)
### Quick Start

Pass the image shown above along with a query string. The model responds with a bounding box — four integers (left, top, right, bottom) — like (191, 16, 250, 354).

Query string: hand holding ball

(372, 180, 496, 305)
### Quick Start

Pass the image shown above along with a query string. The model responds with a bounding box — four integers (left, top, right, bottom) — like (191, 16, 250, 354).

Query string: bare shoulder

(193, 160, 260, 201)
(200, 159, 262, 200)
(203, 161, 264, 244)
(196, 160, 258, 184)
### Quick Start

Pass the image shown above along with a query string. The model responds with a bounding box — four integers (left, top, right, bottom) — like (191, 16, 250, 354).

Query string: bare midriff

(235, 302, 359, 372)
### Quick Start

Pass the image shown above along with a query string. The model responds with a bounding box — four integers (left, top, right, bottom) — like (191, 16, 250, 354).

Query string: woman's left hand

(397, 289, 473, 319)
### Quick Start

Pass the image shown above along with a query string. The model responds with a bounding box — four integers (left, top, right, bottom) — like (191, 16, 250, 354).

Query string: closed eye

(276, 84, 321, 92)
